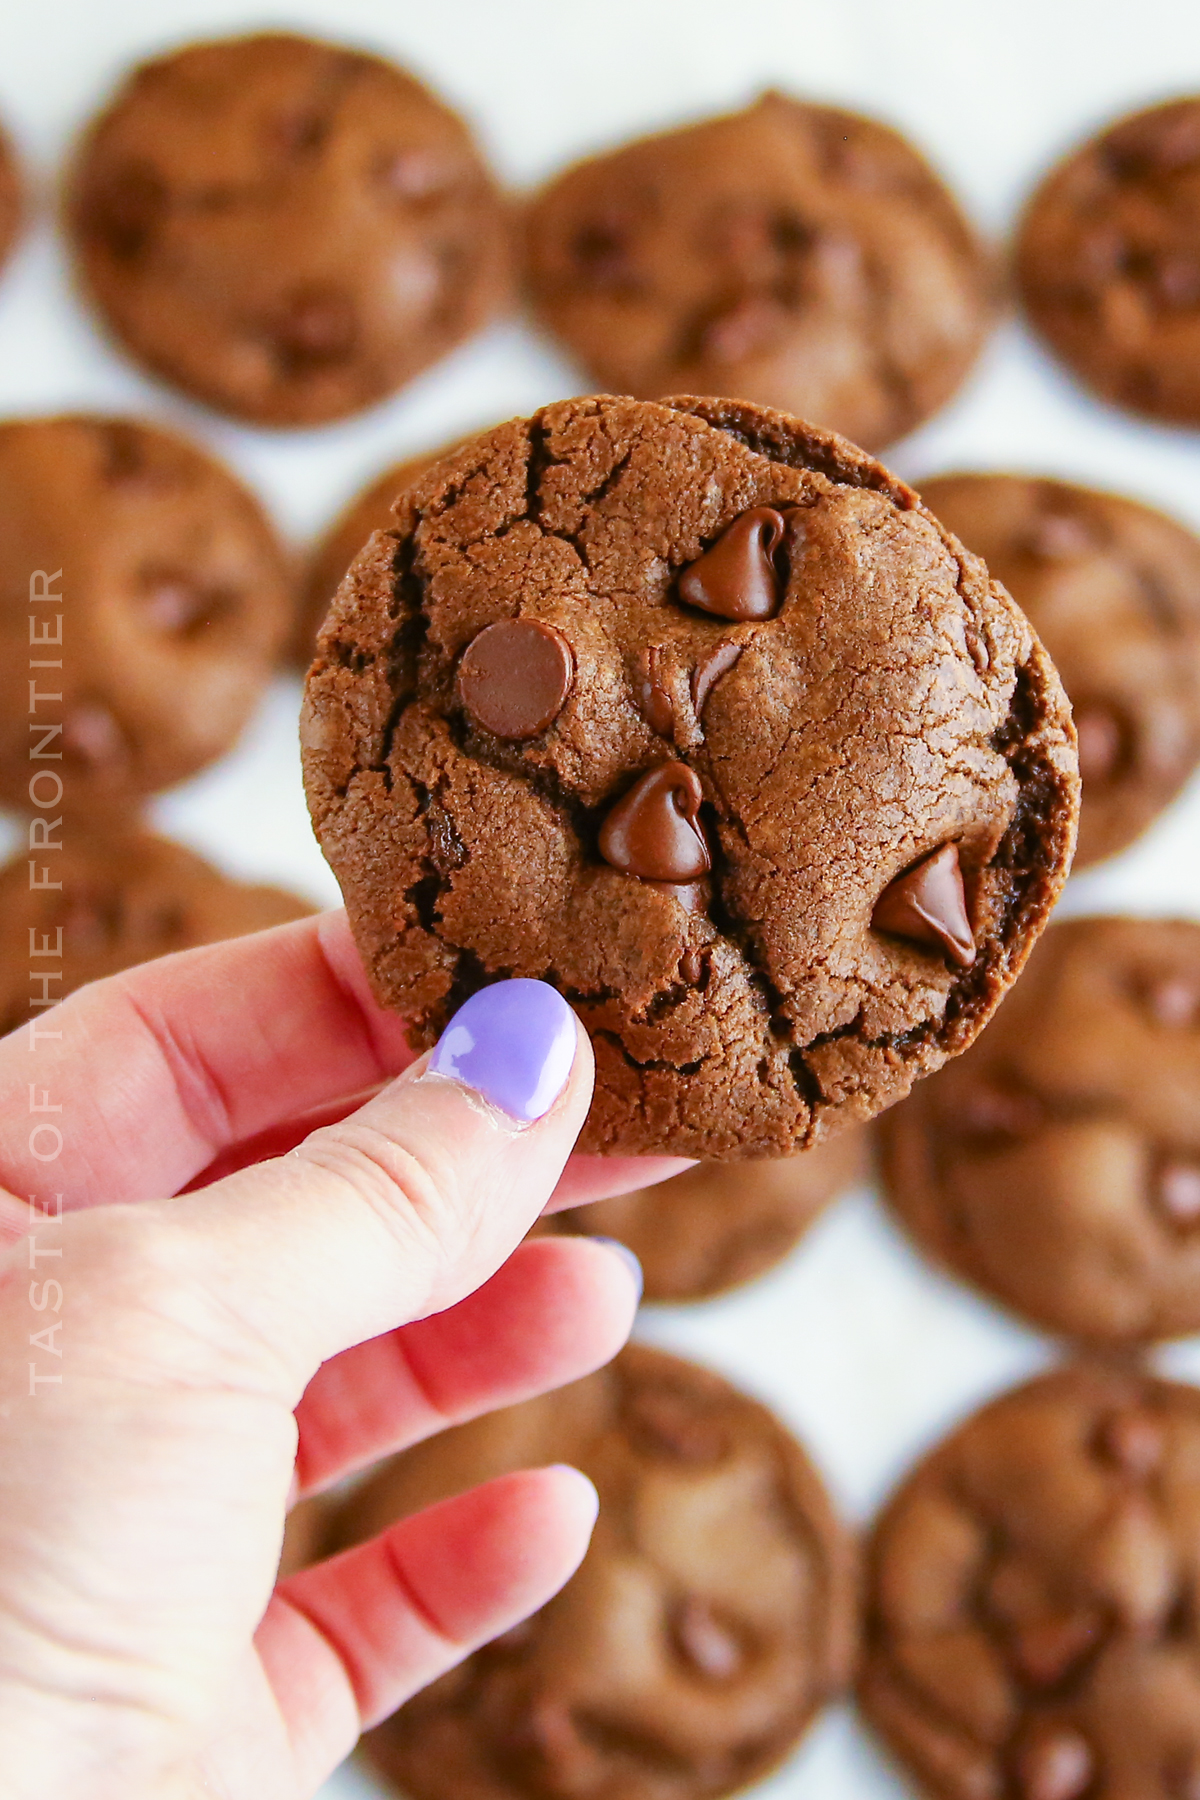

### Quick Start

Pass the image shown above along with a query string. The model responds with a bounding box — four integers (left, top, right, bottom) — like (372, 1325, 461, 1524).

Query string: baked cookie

(67, 32, 511, 427)
(1017, 97, 1200, 427)
(0, 830, 312, 1036)
(0, 415, 291, 816)
(880, 916, 1200, 1346)
(0, 118, 23, 275)
(540, 1127, 869, 1302)
(862, 1363, 1200, 1800)
(295, 443, 451, 666)
(524, 93, 995, 452)
(921, 474, 1200, 867)
(332, 1343, 855, 1800)
(301, 393, 1079, 1158)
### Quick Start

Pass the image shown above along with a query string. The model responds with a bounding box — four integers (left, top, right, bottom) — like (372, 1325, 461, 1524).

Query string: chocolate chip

(678, 508, 788, 623)
(691, 643, 744, 717)
(699, 293, 790, 363)
(680, 948, 705, 985)
(1009, 1612, 1101, 1689)
(1158, 1160, 1200, 1227)
(1013, 1727, 1095, 1800)
(63, 704, 129, 771)
(1072, 703, 1127, 787)
(599, 761, 711, 883)
(90, 163, 166, 259)
(458, 619, 575, 741)
(571, 214, 637, 289)
(954, 1082, 1044, 1145)
(1096, 1410, 1165, 1478)
(623, 1383, 728, 1462)
(670, 1597, 744, 1680)
(633, 645, 675, 735)
(1145, 976, 1200, 1029)
(271, 287, 358, 370)
(871, 842, 976, 968)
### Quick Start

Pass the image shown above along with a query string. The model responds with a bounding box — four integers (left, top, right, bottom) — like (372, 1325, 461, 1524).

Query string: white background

(2, 3, 1200, 1795)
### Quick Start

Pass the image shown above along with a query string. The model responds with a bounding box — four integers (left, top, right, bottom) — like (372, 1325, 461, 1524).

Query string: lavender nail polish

(427, 979, 578, 1124)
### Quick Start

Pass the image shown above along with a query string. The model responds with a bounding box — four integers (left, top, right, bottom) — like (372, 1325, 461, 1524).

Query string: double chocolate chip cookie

(332, 1344, 855, 1800)
(541, 1128, 869, 1302)
(0, 415, 291, 816)
(524, 93, 995, 451)
(921, 474, 1200, 867)
(862, 1364, 1200, 1800)
(1018, 96, 1200, 427)
(68, 32, 511, 427)
(295, 442, 454, 665)
(302, 393, 1079, 1158)
(881, 916, 1200, 1346)
(0, 830, 312, 1036)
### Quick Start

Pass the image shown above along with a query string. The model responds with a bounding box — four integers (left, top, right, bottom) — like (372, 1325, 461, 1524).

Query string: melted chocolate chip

(633, 645, 675, 735)
(1158, 1159, 1200, 1227)
(599, 762, 711, 883)
(1013, 1727, 1095, 1800)
(871, 842, 976, 968)
(670, 1597, 744, 1680)
(678, 508, 788, 622)
(954, 1082, 1044, 1146)
(459, 619, 575, 741)
(1074, 703, 1125, 786)
(680, 948, 705, 985)
(271, 287, 357, 369)
(691, 643, 744, 716)
(1097, 1410, 1165, 1478)
(624, 1383, 728, 1463)
(1009, 1611, 1101, 1689)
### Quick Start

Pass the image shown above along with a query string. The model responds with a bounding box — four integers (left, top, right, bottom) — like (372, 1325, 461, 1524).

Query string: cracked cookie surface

(332, 1343, 855, 1800)
(862, 1364, 1200, 1800)
(67, 32, 511, 427)
(1017, 97, 1200, 428)
(301, 393, 1078, 1157)
(922, 474, 1200, 868)
(881, 916, 1200, 1345)
(523, 93, 995, 452)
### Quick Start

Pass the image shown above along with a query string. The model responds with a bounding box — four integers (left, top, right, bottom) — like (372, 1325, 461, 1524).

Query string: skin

(0, 910, 684, 1800)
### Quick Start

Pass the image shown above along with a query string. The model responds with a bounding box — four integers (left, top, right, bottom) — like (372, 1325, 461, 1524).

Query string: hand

(0, 912, 686, 1800)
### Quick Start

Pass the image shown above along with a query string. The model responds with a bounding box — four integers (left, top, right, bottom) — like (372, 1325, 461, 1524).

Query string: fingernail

(427, 979, 578, 1124)
(589, 1236, 644, 1303)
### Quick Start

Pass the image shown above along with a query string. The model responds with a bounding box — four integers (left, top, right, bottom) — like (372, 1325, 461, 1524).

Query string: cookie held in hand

(302, 393, 1078, 1157)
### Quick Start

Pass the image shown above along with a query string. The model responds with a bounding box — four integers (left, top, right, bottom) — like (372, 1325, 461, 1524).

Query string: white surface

(1, 3, 1200, 1796)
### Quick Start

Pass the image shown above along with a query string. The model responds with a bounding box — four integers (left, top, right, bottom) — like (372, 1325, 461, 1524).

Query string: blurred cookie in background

(295, 439, 462, 666)
(0, 116, 24, 275)
(333, 1343, 855, 1800)
(880, 916, 1200, 1347)
(66, 32, 512, 428)
(0, 414, 292, 817)
(540, 1127, 869, 1303)
(921, 473, 1200, 867)
(1017, 95, 1200, 428)
(862, 1363, 1200, 1800)
(0, 830, 313, 1035)
(524, 92, 995, 451)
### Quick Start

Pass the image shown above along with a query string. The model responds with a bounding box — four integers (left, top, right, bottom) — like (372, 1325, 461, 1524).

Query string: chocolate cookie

(921, 474, 1200, 867)
(541, 1127, 869, 1302)
(332, 1343, 854, 1800)
(0, 415, 291, 816)
(67, 32, 511, 427)
(295, 443, 450, 666)
(862, 1363, 1200, 1800)
(0, 830, 312, 1036)
(0, 118, 23, 275)
(524, 93, 995, 452)
(301, 393, 1079, 1159)
(881, 916, 1200, 1346)
(1017, 97, 1200, 427)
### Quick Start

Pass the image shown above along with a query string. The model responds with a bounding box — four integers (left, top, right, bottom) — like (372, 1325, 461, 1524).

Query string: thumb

(143, 979, 592, 1390)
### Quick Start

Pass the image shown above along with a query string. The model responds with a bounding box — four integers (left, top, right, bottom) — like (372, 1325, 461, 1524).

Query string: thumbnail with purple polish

(428, 979, 577, 1123)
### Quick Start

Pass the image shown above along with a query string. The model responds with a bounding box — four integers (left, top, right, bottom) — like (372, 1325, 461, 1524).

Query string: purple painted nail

(427, 979, 578, 1124)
